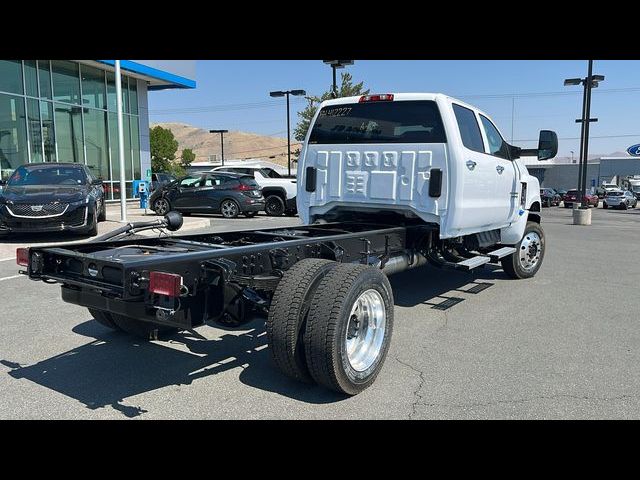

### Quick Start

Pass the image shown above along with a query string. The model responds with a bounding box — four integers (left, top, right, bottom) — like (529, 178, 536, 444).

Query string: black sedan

(149, 172, 264, 219)
(540, 188, 561, 207)
(0, 163, 106, 236)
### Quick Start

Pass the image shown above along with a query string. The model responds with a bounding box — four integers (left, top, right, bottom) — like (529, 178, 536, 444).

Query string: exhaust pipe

(362, 251, 428, 276)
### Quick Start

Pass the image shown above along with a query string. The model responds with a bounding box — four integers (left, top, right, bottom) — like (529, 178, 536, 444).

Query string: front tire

(266, 258, 339, 383)
(501, 221, 545, 279)
(153, 197, 171, 216)
(304, 263, 394, 395)
(97, 199, 106, 221)
(85, 206, 98, 236)
(265, 195, 285, 216)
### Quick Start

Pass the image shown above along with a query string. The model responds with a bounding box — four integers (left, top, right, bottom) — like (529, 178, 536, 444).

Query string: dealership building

(0, 60, 195, 199)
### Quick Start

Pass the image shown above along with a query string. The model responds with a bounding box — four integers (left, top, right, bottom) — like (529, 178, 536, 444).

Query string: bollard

(572, 207, 592, 225)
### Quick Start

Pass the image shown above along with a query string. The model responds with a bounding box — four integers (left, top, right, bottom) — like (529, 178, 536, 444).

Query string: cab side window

(479, 115, 511, 160)
(452, 104, 484, 153)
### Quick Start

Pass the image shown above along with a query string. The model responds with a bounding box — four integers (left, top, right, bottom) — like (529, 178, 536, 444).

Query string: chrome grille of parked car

(6, 203, 69, 217)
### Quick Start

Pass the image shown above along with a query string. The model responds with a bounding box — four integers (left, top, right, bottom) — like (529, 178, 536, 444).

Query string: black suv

(0, 163, 106, 236)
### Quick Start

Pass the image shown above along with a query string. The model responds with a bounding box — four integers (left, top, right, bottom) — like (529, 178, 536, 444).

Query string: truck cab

(297, 93, 555, 245)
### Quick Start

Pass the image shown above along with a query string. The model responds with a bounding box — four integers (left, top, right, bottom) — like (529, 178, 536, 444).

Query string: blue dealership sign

(627, 144, 640, 156)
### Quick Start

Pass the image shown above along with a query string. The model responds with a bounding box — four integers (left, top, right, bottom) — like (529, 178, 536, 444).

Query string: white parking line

(0, 257, 17, 262)
(0, 274, 25, 282)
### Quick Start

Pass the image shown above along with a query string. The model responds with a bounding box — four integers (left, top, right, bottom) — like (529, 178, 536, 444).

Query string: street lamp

(570, 150, 575, 163)
(209, 129, 228, 166)
(270, 89, 306, 176)
(323, 60, 354, 98)
(564, 60, 604, 210)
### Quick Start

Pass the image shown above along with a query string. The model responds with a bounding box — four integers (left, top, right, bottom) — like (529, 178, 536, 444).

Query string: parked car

(540, 188, 561, 207)
(555, 188, 567, 198)
(211, 165, 297, 216)
(149, 172, 264, 218)
(0, 163, 106, 236)
(603, 190, 638, 210)
(150, 172, 176, 192)
(563, 190, 599, 208)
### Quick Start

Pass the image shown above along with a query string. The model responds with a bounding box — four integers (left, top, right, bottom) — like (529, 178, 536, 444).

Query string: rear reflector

(149, 271, 182, 297)
(359, 94, 394, 103)
(16, 248, 29, 267)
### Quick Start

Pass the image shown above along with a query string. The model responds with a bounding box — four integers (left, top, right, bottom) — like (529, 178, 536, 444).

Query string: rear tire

(220, 199, 240, 218)
(501, 221, 545, 279)
(266, 258, 339, 384)
(88, 308, 121, 331)
(265, 195, 285, 216)
(111, 314, 179, 340)
(304, 263, 394, 395)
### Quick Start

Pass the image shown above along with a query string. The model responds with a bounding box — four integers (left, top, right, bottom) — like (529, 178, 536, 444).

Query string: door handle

(466, 160, 477, 170)
(496, 165, 505, 174)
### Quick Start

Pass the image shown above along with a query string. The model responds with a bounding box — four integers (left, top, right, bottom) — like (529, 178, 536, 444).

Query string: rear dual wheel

(267, 259, 394, 395)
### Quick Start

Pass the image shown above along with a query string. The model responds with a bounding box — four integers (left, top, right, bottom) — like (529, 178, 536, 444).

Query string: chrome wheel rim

(519, 232, 542, 271)
(221, 201, 237, 217)
(155, 199, 169, 215)
(345, 289, 386, 372)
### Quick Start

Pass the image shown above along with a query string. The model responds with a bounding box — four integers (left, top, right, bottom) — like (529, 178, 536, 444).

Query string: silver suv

(603, 190, 638, 210)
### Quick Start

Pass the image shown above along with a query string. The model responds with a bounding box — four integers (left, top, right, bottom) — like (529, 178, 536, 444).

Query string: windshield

(8, 165, 86, 186)
(309, 100, 447, 144)
(607, 191, 623, 196)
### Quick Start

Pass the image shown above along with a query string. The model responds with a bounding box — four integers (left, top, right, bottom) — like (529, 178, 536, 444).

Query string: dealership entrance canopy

(0, 60, 195, 199)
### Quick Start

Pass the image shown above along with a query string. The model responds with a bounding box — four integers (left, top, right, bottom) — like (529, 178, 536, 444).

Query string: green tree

(180, 148, 196, 168)
(150, 125, 179, 173)
(294, 72, 370, 142)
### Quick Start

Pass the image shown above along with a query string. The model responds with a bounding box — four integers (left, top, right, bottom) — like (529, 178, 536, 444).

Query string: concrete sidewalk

(0, 201, 212, 260)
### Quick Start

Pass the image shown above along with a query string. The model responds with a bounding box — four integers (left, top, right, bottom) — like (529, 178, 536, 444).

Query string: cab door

(477, 114, 518, 224)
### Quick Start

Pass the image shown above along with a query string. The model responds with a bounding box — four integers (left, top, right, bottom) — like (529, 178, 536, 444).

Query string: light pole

(209, 129, 228, 166)
(269, 89, 306, 176)
(570, 150, 575, 163)
(323, 60, 354, 98)
(564, 61, 604, 209)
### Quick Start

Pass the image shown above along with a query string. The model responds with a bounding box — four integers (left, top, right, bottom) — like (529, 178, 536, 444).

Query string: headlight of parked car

(68, 197, 90, 208)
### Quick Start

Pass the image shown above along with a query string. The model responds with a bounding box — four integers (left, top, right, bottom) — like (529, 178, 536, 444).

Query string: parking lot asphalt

(1, 205, 639, 419)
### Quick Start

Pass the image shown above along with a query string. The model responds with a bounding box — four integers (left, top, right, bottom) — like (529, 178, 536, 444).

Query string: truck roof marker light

(149, 271, 182, 297)
(359, 94, 394, 103)
(16, 248, 29, 267)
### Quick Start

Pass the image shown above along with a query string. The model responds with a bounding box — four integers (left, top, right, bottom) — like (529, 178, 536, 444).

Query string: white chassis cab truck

(20, 92, 557, 396)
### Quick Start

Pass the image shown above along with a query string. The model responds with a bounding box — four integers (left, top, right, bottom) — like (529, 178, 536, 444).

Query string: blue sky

(147, 60, 640, 157)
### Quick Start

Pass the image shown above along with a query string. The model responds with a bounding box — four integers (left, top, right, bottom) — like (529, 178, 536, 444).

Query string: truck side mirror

(538, 130, 558, 161)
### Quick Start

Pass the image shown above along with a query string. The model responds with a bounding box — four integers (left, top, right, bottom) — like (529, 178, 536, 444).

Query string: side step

(427, 246, 517, 272)
(487, 246, 516, 262)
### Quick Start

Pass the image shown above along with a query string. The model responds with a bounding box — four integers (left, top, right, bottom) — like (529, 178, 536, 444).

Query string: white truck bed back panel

(301, 143, 448, 223)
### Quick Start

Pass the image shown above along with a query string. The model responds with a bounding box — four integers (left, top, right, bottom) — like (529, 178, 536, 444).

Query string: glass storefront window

(26, 99, 43, 163)
(0, 93, 28, 178)
(40, 101, 56, 162)
(54, 103, 84, 163)
(38, 60, 52, 99)
(0, 61, 24, 95)
(0, 61, 143, 197)
(131, 116, 141, 179)
(51, 60, 81, 105)
(81, 65, 107, 110)
(24, 60, 39, 98)
(107, 72, 131, 113)
(84, 109, 109, 180)
(129, 79, 138, 115)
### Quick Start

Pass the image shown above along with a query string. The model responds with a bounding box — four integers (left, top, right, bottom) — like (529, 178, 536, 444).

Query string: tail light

(17, 248, 29, 267)
(359, 94, 394, 103)
(233, 183, 252, 191)
(149, 271, 182, 297)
